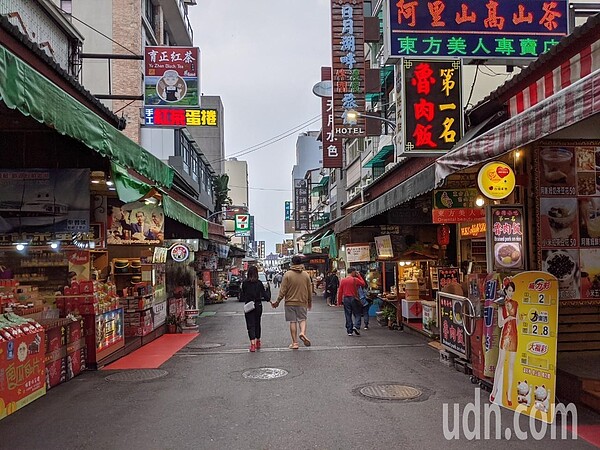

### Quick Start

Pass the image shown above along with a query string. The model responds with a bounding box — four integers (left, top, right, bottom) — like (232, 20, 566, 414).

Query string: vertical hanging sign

(321, 67, 343, 168)
(331, 0, 366, 138)
(294, 179, 310, 231)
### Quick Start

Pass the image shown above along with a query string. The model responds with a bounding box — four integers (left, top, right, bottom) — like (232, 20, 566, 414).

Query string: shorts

(284, 305, 307, 322)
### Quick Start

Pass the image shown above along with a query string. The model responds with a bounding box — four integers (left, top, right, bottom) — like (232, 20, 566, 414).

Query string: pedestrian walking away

(271, 255, 312, 349)
(337, 267, 366, 336)
(324, 269, 339, 307)
(240, 265, 270, 352)
(354, 277, 371, 330)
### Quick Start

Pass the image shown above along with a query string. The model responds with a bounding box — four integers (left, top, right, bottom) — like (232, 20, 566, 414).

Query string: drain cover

(242, 368, 288, 380)
(105, 369, 168, 382)
(359, 384, 422, 400)
(186, 343, 223, 349)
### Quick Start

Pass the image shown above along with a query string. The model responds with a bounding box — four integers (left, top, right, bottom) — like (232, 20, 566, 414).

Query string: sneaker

(364, 326, 369, 330)
(353, 327, 361, 336)
(348, 333, 353, 336)
(249, 343, 256, 352)
(256, 339, 261, 350)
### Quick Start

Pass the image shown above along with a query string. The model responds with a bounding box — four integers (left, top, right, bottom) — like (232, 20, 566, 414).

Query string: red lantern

(437, 224, 451, 246)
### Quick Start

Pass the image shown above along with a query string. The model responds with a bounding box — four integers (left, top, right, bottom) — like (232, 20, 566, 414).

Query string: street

(0, 287, 598, 450)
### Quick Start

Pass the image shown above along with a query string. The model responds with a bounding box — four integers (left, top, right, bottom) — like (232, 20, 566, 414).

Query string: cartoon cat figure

(516, 380, 531, 406)
(534, 385, 550, 413)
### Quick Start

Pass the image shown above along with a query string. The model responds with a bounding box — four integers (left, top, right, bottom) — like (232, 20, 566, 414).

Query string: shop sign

(374, 235, 393, 258)
(107, 199, 164, 245)
(152, 247, 168, 263)
(143, 108, 217, 127)
(432, 208, 485, 224)
(321, 67, 343, 167)
(309, 258, 326, 265)
(284, 201, 292, 221)
(438, 292, 467, 357)
(152, 301, 167, 328)
(402, 59, 462, 155)
(345, 243, 371, 263)
(144, 46, 199, 107)
(490, 272, 559, 423)
(170, 243, 190, 263)
(434, 188, 479, 209)
(437, 267, 461, 290)
(477, 161, 516, 200)
(460, 221, 486, 238)
(331, 0, 366, 138)
(0, 332, 46, 420)
(0, 169, 90, 235)
(385, 0, 567, 60)
(234, 214, 250, 235)
(294, 179, 310, 231)
(490, 205, 525, 271)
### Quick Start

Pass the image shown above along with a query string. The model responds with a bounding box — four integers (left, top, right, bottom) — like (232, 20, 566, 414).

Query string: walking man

(337, 267, 366, 336)
(271, 255, 312, 349)
(324, 269, 339, 307)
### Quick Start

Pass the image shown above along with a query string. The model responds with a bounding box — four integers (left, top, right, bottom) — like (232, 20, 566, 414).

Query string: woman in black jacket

(240, 265, 269, 352)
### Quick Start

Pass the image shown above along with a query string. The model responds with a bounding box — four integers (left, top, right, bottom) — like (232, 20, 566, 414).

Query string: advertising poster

(345, 244, 371, 263)
(144, 46, 199, 107)
(107, 199, 164, 245)
(438, 292, 467, 357)
(374, 235, 393, 258)
(536, 143, 600, 305)
(489, 272, 559, 423)
(67, 250, 91, 282)
(95, 308, 123, 352)
(0, 169, 90, 235)
(437, 267, 461, 290)
(490, 205, 525, 271)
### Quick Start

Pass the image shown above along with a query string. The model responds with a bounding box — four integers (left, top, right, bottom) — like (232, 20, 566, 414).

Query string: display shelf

(15, 276, 49, 282)
(20, 263, 68, 267)
(120, 294, 154, 300)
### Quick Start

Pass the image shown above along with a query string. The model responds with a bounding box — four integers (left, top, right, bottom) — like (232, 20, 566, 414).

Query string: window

(144, 0, 155, 31)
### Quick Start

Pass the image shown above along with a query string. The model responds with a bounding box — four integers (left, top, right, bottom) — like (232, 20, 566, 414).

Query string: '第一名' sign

(402, 59, 463, 154)
(385, 0, 568, 60)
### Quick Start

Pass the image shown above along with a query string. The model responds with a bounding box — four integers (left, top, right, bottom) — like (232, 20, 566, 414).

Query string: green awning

(0, 46, 174, 188)
(162, 195, 208, 238)
(363, 145, 394, 168)
(301, 233, 323, 254)
(311, 176, 329, 193)
(112, 163, 152, 203)
(318, 230, 332, 246)
(319, 234, 338, 259)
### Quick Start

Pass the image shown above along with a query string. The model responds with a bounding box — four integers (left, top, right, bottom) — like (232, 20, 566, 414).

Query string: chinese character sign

(331, 0, 366, 138)
(438, 292, 467, 357)
(321, 67, 343, 167)
(386, 0, 568, 59)
(294, 179, 309, 231)
(402, 59, 462, 154)
(490, 205, 525, 271)
(144, 46, 199, 107)
(284, 201, 292, 221)
(143, 108, 217, 127)
(490, 273, 558, 424)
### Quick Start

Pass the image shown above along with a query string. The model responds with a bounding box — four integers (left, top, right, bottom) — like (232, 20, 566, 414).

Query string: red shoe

(249, 343, 256, 352)
(256, 339, 261, 350)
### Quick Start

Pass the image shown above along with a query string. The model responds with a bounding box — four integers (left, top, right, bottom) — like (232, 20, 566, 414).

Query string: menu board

(438, 292, 467, 357)
(536, 143, 600, 304)
(490, 206, 525, 271)
(437, 267, 461, 290)
(490, 272, 558, 424)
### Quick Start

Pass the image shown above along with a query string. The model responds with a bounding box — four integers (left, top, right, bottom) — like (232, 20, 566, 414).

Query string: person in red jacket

(337, 267, 366, 336)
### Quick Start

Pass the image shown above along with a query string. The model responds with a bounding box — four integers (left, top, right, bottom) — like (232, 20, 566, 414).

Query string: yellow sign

(459, 221, 487, 238)
(489, 271, 559, 423)
(477, 161, 516, 200)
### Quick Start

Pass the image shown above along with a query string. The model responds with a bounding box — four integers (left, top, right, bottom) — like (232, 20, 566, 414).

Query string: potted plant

(166, 314, 178, 333)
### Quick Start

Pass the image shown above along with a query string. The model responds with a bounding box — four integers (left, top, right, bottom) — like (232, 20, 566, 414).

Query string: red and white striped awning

(508, 41, 600, 116)
(435, 67, 600, 185)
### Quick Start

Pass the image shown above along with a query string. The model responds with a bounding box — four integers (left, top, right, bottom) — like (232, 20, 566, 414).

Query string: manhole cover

(105, 369, 168, 382)
(242, 368, 288, 380)
(359, 384, 422, 400)
(186, 343, 223, 349)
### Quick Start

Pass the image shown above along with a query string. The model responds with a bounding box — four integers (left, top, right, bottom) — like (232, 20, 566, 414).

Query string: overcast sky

(189, 1, 331, 254)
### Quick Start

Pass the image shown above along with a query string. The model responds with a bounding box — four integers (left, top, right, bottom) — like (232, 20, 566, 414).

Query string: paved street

(0, 287, 598, 450)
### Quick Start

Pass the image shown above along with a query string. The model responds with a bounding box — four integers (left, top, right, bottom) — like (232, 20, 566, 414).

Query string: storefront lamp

(15, 243, 25, 251)
(475, 196, 485, 207)
(437, 224, 451, 246)
(50, 242, 59, 249)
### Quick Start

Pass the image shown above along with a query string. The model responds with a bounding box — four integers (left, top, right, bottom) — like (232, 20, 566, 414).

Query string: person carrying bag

(240, 266, 269, 352)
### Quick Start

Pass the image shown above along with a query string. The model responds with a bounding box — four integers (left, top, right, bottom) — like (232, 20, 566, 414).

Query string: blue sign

(284, 201, 291, 221)
(387, 0, 568, 59)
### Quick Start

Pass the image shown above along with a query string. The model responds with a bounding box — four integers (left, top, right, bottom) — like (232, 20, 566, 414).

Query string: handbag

(357, 285, 369, 307)
(243, 301, 255, 314)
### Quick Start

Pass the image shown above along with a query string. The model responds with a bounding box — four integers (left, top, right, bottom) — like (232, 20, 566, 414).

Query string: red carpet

(103, 334, 198, 370)
(568, 424, 600, 448)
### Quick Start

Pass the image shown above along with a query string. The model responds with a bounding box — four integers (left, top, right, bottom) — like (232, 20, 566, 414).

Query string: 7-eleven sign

(234, 214, 250, 236)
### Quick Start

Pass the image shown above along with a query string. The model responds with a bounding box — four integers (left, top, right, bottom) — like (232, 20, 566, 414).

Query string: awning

(0, 46, 174, 188)
(162, 195, 208, 239)
(111, 163, 152, 203)
(363, 136, 394, 168)
(318, 230, 333, 246)
(311, 176, 329, 193)
(319, 233, 338, 259)
(302, 232, 324, 254)
(435, 68, 600, 185)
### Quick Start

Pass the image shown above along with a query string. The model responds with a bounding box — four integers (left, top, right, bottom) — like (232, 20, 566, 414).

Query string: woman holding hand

(240, 265, 269, 352)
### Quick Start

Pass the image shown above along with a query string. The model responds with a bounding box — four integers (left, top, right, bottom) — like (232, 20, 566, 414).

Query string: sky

(188, 1, 332, 255)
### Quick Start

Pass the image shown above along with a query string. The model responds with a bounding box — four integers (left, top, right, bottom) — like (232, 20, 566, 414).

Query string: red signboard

(321, 67, 343, 168)
(433, 208, 485, 223)
(144, 108, 217, 127)
(331, 0, 366, 138)
(402, 59, 462, 154)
